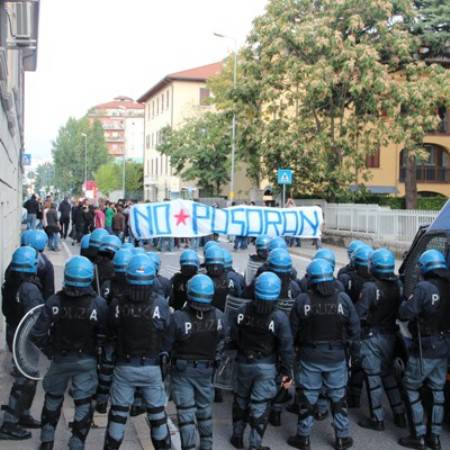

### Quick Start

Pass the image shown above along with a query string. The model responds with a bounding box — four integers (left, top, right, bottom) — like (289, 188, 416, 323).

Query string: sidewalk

(0, 243, 181, 450)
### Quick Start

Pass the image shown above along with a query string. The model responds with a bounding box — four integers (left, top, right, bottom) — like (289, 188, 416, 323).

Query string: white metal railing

(324, 203, 439, 243)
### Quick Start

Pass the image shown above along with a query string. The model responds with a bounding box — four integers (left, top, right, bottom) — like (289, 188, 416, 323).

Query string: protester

(94, 205, 106, 229)
(112, 206, 126, 241)
(44, 203, 61, 252)
(105, 202, 115, 234)
(58, 196, 72, 239)
(23, 194, 39, 230)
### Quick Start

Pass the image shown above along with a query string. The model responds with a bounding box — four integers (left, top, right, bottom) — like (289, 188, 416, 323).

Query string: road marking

(62, 240, 73, 258)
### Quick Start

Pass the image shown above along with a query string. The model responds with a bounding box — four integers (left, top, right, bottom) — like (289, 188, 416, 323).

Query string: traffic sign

(277, 169, 293, 185)
(22, 153, 31, 166)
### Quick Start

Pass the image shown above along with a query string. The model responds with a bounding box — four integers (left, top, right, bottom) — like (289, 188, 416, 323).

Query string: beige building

(138, 62, 254, 201)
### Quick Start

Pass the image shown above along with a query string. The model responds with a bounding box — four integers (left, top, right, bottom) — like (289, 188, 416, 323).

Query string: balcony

(399, 166, 450, 183)
(106, 135, 125, 142)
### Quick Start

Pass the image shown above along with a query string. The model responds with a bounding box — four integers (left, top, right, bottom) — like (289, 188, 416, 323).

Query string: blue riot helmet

(126, 254, 155, 286)
(347, 240, 365, 260)
(25, 230, 48, 252)
(132, 247, 146, 255)
(80, 234, 91, 250)
(418, 249, 447, 275)
(20, 230, 34, 246)
(268, 248, 292, 274)
(113, 249, 133, 274)
(314, 248, 336, 271)
(11, 246, 38, 274)
(205, 246, 224, 278)
(99, 234, 122, 257)
(255, 272, 281, 301)
(268, 236, 288, 252)
(351, 245, 373, 268)
(121, 242, 135, 251)
(146, 252, 161, 273)
(255, 235, 271, 260)
(187, 274, 214, 311)
(64, 256, 94, 288)
(203, 240, 219, 255)
(369, 248, 395, 278)
(223, 249, 233, 270)
(306, 259, 334, 285)
(180, 249, 200, 268)
(89, 228, 108, 249)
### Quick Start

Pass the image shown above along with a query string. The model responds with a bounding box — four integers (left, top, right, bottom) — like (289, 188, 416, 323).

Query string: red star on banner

(174, 209, 190, 226)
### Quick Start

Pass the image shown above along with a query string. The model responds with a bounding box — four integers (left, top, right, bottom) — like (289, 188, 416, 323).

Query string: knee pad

(232, 396, 248, 422)
(72, 398, 94, 442)
(104, 433, 122, 450)
(297, 392, 314, 420)
(331, 398, 348, 417)
(42, 402, 63, 428)
(151, 429, 172, 449)
(108, 404, 129, 426)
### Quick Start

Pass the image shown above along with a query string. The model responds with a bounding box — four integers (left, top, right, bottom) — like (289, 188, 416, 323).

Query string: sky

(24, 0, 268, 167)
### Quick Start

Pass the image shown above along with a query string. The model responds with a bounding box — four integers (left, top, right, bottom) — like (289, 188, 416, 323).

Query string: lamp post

(81, 132, 88, 189)
(122, 148, 126, 200)
(213, 32, 237, 201)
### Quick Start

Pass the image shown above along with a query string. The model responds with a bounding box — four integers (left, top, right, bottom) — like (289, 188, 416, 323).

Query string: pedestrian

(58, 196, 72, 239)
(229, 271, 294, 450)
(30, 256, 107, 450)
(105, 202, 115, 234)
(170, 249, 200, 311)
(112, 206, 126, 241)
(397, 249, 450, 450)
(94, 205, 106, 229)
(168, 274, 226, 450)
(288, 258, 360, 450)
(71, 201, 86, 244)
(0, 246, 43, 440)
(103, 254, 172, 450)
(23, 194, 39, 230)
(355, 248, 406, 431)
(45, 203, 61, 251)
(340, 244, 373, 408)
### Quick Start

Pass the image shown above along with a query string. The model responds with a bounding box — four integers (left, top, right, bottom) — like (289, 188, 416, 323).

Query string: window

(161, 93, 164, 113)
(366, 148, 380, 168)
(166, 89, 170, 108)
(157, 97, 160, 115)
(165, 156, 169, 175)
(146, 134, 150, 149)
(151, 133, 154, 148)
(151, 159, 154, 175)
(199, 88, 210, 105)
(152, 100, 155, 118)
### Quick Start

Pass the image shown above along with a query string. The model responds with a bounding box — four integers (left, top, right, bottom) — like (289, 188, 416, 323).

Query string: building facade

(0, 0, 40, 342)
(87, 96, 144, 161)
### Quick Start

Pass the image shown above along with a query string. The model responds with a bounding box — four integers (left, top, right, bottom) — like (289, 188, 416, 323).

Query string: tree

(157, 112, 231, 195)
(52, 117, 110, 195)
(211, 0, 450, 206)
(34, 162, 55, 194)
(95, 160, 144, 198)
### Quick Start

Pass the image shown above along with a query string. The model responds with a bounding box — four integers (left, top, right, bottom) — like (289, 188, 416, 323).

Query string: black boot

(425, 435, 441, 450)
(95, 402, 108, 414)
(268, 410, 281, 427)
(287, 435, 310, 450)
(230, 434, 244, 449)
(358, 417, 385, 431)
(394, 413, 407, 428)
(214, 388, 223, 403)
(19, 414, 41, 429)
(287, 402, 299, 414)
(314, 408, 329, 421)
(398, 435, 426, 450)
(0, 422, 31, 440)
(39, 442, 54, 450)
(335, 436, 353, 450)
(249, 447, 270, 450)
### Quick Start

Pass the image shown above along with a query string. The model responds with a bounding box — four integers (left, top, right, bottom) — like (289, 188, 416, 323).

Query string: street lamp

(214, 32, 237, 201)
(81, 132, 88, 188)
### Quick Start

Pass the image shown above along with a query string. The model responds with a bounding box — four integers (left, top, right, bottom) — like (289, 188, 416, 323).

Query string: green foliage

(411, 0, 450, 58)
(157, 112, 231, 195)
(34, 162, 55, 194)
(95, 160, 143, 198)
(52, 117, 110, 195)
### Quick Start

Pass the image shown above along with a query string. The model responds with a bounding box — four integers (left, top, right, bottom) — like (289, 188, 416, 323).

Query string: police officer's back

(148, 251, 171, 299)
(95, 234, 122, 291)
(169, 249, 199, 310)
(223, 248, 245, 298)
(337, 240, 365, 282)
(204, 246, 230, 312)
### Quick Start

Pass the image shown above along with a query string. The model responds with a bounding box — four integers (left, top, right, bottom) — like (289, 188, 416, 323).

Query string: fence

(324, 203, 439, 243)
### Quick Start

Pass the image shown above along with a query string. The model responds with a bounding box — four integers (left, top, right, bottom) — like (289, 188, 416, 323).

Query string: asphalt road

(15, 238, 447, 450)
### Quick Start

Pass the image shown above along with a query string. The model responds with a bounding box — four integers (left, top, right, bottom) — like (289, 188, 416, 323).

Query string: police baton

(417, 321, 424, 377)
(95, 265, 100, 295)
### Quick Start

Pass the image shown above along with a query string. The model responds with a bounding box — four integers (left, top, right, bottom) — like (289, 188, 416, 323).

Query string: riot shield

(12, 304, 50, 381)
(244, 259, 264, 286)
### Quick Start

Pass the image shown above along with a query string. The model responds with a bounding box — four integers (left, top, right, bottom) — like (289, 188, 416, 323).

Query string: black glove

(351, 354, 362, 370)
(160, 353, 170, 381)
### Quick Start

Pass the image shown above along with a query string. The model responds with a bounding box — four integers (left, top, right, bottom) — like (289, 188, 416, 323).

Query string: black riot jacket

(51, 290, 98, 356)
(299, 289, 345, 345)
(170, 272, 191, 310)
(173, 306, 219, 361)
(210, 273, 229, 312)
(346, 269, 373, 303)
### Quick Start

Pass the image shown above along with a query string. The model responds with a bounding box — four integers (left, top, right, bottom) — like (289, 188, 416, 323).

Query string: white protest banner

(130, 199, 323, 240)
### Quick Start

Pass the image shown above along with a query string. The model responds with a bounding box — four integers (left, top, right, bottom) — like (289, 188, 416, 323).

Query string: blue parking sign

(277, 169, 293, 185)
(22, 153, 32, 166)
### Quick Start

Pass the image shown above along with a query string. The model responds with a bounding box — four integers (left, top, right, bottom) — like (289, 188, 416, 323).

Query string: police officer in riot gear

(288, 259, 360, 450)
(355, 248, 406, 430)
(0, 246, 44, 440)
(30, 255, 108, 450)
(95, 248, 134, 414)
(250, 236, 271, 263)
(170, 249, 200, 310)
(229, 271, 294, 450)
(85, 228, 109, 263)
(398, 249, 450, 450)
(204, 246, 230, 312)
(19, 229, 55, 299)
(224, 248, 245, 298)
(80, 234, 92, 259)
(168, 274, 226, 450)
(95, 234, 122, 290)
(340, 244, 373, 408)
(337, 240, 364, 281)
(104, 254, 172, 450)
(148, 251, 171, 298)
